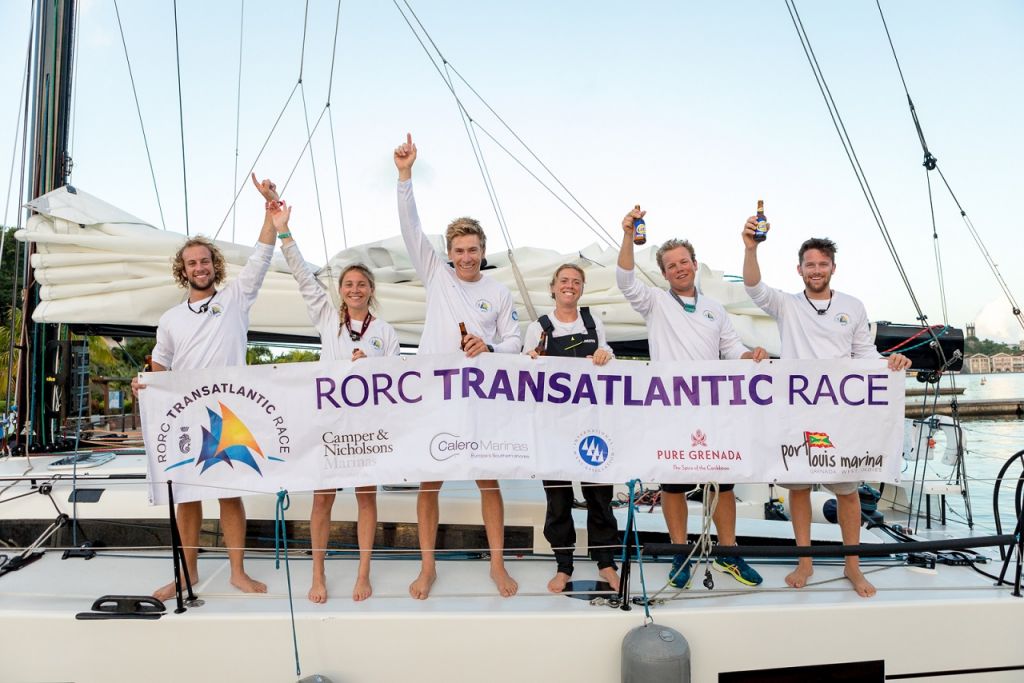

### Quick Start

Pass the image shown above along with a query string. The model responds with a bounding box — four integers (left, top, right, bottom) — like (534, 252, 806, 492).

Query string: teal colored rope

(626, 481, 651, 626)
(274, 490, 301, 677)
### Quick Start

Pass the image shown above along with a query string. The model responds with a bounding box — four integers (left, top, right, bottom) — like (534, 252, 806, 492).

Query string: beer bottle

(143, 355, 153, 372)
(459, 322, 469, 350)
(754, 200, 768, 242)
(535, 330, 548, 356)
(632, 204, 646, 246)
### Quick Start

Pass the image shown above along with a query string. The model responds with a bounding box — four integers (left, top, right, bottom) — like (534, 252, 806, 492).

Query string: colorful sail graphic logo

(195, 402, 266, 474)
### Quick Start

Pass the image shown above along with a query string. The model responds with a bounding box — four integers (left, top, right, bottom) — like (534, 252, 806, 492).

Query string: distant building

(1019, 339, 1024, 352)
(966, 353, 991, 374)
(966, 323, 976, 340)
(1014, 356, 1024, 373)
(991, 353, 1014, 373)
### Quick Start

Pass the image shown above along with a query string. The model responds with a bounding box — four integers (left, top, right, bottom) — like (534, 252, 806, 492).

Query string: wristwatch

(486, 344, 494, 353)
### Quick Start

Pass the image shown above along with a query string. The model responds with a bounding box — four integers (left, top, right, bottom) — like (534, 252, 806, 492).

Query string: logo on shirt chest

(369, 336, 384, 351)
(834, 313, 850, 326)
(476, 299, 492, 314)
(702, 310, 715, 321)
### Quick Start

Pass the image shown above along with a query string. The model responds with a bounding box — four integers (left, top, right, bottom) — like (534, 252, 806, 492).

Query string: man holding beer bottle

(741, 217, 911, 597)
(618, 206, 768, 590)
(394, 133, 522, 600)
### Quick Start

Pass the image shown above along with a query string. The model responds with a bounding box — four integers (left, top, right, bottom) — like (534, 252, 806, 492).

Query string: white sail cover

(17, 186, 782, 353)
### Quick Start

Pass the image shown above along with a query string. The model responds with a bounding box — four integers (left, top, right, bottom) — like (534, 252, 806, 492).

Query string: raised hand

(251, 173, 280, 204)
(622, 206, 645, 234)
(887, 353, 912, 371)
(269, 201, 292, 233)
(394, 133, 417, 179)
(742, 215, 767, 248)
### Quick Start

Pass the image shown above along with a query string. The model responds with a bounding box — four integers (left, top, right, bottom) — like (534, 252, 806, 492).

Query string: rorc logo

(575, 431, 613, 472)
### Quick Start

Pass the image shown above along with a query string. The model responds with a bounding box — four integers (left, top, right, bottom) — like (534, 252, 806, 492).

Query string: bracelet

(277, 232, 292, 240)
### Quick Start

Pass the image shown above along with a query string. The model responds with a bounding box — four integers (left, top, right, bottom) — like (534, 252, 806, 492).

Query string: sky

(1, 0, 1022, 342)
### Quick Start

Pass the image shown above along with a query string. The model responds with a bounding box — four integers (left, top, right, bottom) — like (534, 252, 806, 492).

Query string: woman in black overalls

(523, 264, 620, 593)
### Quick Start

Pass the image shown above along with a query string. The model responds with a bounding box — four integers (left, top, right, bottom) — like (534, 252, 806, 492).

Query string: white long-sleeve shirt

(282, 240, 400, 360)
(617, 266, 748, 362)
(397, 179, 522, 354)
(745, 281, 879, 360)
(152, 242, 273, 370)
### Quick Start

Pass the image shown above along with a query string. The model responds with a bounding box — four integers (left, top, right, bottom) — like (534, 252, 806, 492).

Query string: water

(900, 372, 1023, 534)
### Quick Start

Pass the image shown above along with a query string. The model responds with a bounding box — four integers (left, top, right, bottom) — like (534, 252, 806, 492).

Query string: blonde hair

(172, 236, 226, 289)
(549, 263, 586, 300)
(338, 263, 378, 317)
(655, 239, 696, 274)
(445, 217, 486, 252)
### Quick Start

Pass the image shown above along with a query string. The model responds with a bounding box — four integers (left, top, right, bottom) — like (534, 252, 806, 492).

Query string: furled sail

(17, 186, 782, 353)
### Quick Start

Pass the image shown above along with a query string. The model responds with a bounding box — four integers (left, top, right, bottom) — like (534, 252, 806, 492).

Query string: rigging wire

(325, 0, 348, 250)
(783, 0, 939, 353)
(67, 0, 81, 182)
(925, 171, 949, 324)
(393, 0, 618, 251)
(171, 0, 190, 235)
(230, 0, 245, 242)
(295, 1, 330, 264)
(874, 0, 1024, 334)
(112, 0, 167, 230)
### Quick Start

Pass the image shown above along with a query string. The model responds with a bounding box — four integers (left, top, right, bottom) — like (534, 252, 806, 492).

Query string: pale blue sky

(2, 1, 1022, 340)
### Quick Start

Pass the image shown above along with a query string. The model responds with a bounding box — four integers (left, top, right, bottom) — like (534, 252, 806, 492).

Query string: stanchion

(166, 480, 200, 613)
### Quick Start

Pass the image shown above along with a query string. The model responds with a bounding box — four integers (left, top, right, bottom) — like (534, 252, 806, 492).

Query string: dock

(905, 398, 1024, 418)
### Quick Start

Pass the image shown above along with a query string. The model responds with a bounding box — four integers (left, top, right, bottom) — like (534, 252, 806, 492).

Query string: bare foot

(152, 572, 199, 603)
(786, 560, 814, 589)
(599, 566, 621, 592)
(844, 567, 877, 597)
(547, 571, 571, 593)
(352, 576, 373, 602)
(409, 570, 437, 600)
(491, 567, 518, 597)
(308, 575, 328, 604)
(230, 572, 268, 594)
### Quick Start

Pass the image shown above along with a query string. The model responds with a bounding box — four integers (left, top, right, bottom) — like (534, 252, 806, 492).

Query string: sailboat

(2, 2, 1023, 682)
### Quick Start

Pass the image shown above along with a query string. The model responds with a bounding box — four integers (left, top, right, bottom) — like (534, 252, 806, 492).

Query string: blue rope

(274, 490, 301, 677)
(624, 479, 652, 622)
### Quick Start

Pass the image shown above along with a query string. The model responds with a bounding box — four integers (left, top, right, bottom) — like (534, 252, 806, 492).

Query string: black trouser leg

(543, 480, 575, 576)
(582, 483, 619, 570)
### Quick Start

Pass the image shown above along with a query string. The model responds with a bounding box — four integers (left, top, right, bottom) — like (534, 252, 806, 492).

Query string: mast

(15, 0, 77, 452)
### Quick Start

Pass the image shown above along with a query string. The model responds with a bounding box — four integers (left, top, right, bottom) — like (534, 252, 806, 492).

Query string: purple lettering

(813, 375, 837, 404)
(839, 374, 865, 406)
(548, 372, 572, 403)
(398, 371, 422, 403)
(672, 376, 700, 405)
(462, 367, 487, 399)
(597, 375, 622, 404)
(340, 375, 369, 407)
(433, 368, 460, 399)
(701, 375, 727, 405)
(518, 370, 545, 402)
(644, 377, 670, 406)
(571, 375, 597, 404)
(789, 375, 811, 404)
(372, 373, 396, 404)
(750, 374, 772, 405)
(487, 369, 514, 401)
(727, 375, 747, 406)
(316, 377, 340, 409)
(867, 374, 888, 405)
(623, 376, 644, 406)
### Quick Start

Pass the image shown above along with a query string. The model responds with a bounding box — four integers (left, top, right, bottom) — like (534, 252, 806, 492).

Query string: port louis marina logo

(575, 431, 613, 473)
(654, 429, 743, 474)
(779, 430, 884, 475)
(155, 383, 291, 477)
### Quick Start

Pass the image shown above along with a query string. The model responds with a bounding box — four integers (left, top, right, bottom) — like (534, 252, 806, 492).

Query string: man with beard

(133, 174, 279, 602)
(741, 224, 911, 597)
(618, 206, 768, 590)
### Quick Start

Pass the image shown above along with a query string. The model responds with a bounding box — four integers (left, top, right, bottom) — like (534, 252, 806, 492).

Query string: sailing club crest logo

(575, 431, 613, 472)
(702, 310, 715, 321)
(834, 313, 850, 326)
(476, 299, 492, 313)
(369, 336, 384, 351)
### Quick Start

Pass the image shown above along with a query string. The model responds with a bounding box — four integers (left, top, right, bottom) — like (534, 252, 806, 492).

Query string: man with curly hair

(133, 173, 280, 602)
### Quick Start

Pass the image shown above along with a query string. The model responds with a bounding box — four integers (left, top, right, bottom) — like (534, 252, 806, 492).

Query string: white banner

(140, 354, 905, 504)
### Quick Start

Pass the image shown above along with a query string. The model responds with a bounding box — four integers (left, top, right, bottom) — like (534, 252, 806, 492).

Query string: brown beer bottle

(632, 204, 646, 246)
(459, 322, 469, 350)
(754, 200, 768, 242)
(143, 354, 153, 372)
(535, 330, 548, 356)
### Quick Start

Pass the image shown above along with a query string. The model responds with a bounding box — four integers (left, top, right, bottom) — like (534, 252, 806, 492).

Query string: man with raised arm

(741, 219, 911, 597)
(618, 206, 767, 590)
(394, 133, 523, 600)
(133, 174, 279, 602)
